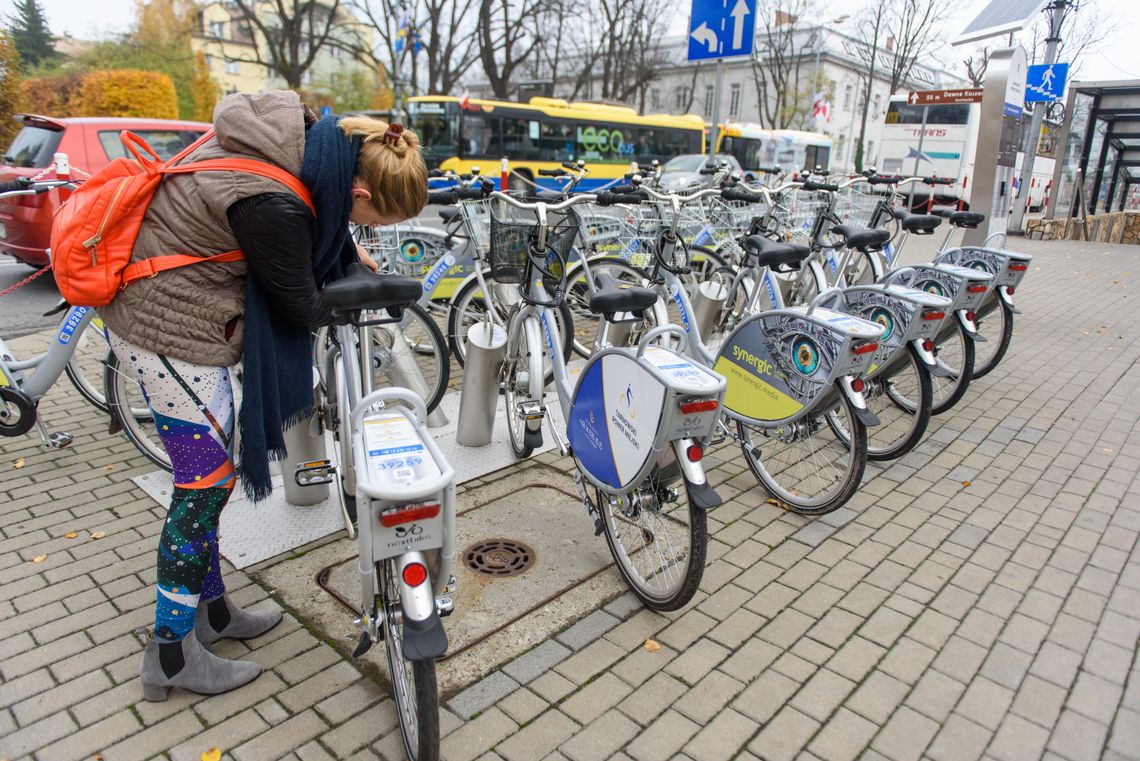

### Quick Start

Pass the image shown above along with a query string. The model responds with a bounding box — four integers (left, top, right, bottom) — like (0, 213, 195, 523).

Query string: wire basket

(458, 197, 495, 254)
(772, 189, 829, 245)
(834, 184, 885, 228)
(489, 202, 580, 285)
(708, 196, 762, 235)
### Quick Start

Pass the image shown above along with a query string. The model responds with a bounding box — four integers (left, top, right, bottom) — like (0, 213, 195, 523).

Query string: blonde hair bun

(338, 115, 428, 218)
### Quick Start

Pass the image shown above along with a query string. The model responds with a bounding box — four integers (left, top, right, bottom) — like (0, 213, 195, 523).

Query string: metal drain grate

(463, 539, 536, 577)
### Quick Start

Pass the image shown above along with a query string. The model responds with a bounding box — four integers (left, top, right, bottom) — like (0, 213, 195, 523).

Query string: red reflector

(922, 339, 934, 352)
(966, 310, 976, 322)
(1006, 286, 1015, 295)
(967, 284, 986, 293)
(686, 444, 703, 462)
(1009, 263, 1027, 271)
(851, 378, 865, 393)
(680, 399, 718, 414)
(922, 311, 945, 321)
(852, 342, 878, 355)
(402, 562, 428, 587)
(380, 503, 441, 528)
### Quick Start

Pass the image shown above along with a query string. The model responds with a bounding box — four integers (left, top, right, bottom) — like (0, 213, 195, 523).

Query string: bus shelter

(1048, 80, 1140, 217)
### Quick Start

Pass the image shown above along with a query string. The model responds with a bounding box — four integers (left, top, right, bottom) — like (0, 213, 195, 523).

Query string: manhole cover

(464, 539, 535, 577)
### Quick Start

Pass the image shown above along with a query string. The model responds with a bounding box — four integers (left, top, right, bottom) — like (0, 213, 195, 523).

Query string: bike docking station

(456, 315, 506, 447)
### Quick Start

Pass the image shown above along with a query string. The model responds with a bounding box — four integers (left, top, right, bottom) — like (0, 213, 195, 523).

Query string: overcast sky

(6, 0, 1140, 83)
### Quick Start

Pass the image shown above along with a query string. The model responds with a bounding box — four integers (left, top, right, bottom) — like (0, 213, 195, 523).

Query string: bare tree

(1026, 0, 1107, 77)
(962, 46, 990, 87)
(884, 0, 951, 93)
(853, 0, 888, 173)
(749, 0, 816, 129)
(555, 0, 669, 105)
(476, 0, 544, 98)
(348, 0, 479, 97)
(222, 0, 352, 89)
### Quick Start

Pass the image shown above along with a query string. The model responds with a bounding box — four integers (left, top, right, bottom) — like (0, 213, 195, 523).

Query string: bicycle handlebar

(721, 187, 765, 203)
(802, 179, 840, 193)
(427, 184, 491, 205)
(595, 191, 645, 206)
(0, 178, 77, 197)
(537, 168, 567, 177)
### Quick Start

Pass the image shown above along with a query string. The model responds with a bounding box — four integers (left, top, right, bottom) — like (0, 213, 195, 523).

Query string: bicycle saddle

(743, 235, 811, 270)
(438, 206, 461, 224)
(830, 224, 891, 252)
(889, 208, 943, 235)
(946, 211, 984, 228)
(589, 270, 657, 317)
(321, 263, 422, 313)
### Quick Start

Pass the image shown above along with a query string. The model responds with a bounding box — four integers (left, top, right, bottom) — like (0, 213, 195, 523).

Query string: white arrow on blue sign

(688, 0, 755, 61)
(1025, 62, 1069, 103)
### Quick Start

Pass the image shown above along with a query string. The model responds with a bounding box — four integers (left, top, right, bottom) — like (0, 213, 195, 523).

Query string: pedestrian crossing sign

(1025, 63, 1069, 103)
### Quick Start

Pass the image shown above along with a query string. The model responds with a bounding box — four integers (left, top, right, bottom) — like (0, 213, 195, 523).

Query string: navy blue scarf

(239, 115, 361, 501)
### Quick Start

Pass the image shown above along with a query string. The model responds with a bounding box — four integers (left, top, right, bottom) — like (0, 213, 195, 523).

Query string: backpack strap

(120, 249, 245, 287)
(163, 158, 316, 216)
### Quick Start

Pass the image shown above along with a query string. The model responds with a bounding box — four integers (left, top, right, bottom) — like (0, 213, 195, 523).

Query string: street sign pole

(1009, 0, 1067, 233)
(908, 105, 930, 210)
(710, 59, 725, 154)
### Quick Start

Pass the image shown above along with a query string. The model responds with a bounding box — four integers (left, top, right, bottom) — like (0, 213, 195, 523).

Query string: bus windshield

(407, 100, 459, 168)
(885, 102, 971, 125)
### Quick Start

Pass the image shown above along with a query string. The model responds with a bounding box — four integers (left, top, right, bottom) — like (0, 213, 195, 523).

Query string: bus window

(460, 112, 499, 158)
(406, 100, 457, 167)
(805, 145, 830, 172)
(540, 121, 576, 161)
(502, 117, 542, 160)
(885, 101, 970, 125)
(576, 123, 634, 164)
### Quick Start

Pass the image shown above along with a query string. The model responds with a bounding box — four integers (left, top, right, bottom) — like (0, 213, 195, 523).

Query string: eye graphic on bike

(967, 260, 992, 273)
(918, 280, 945, 297)
(791, 335, 820, 375)
(400, 240, 425, 263)
(870, 307, 895, 340)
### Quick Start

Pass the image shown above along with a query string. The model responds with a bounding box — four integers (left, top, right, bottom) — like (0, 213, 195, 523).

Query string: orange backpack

(51, 129, 315, 307)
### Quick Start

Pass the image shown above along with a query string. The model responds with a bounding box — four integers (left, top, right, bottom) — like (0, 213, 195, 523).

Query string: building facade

(190, 0, 378, 104)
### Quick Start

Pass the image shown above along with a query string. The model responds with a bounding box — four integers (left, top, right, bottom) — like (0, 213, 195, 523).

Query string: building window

(650, 88, 661, 110)
(704, 85, 714, 117)
(208, 20, 225, 39)
(224, 58, 240, 75)
(872, 94, 881, 118)
(729, 84, 741, 117)
(675, 86, 691, 111)
(843, 84, 852, 111)
(330, 45, 342, 59)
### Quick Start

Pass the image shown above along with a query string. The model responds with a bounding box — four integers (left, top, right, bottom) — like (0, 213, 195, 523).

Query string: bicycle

(594, 183, 887, 516)
(476, 187, 727, 610)
(300, 263, 457, 761)
(0, 178, 158, 458)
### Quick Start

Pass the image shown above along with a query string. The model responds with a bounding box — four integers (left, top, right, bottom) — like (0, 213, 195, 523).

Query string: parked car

(657, 153, 743, 191)
(0, 114, 211, 268)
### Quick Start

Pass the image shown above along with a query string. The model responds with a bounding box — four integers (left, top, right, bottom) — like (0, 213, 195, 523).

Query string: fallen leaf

(13, 457, 24, 469)
(961, 481, 972, 487)
(104, 464, 114, 471)
(95, 755, 104, 761)
(32, 554, 47, 563)
(90, 531, 106, 540)
(65, 532, 78, 539)
(1103, 448, 1114, 453)
(201, 751, 222, 761)
(644, 639, 661, 653)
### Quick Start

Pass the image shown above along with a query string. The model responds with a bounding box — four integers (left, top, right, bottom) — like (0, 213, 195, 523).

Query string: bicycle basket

(774, 189, 829, 245)
(489, 202, 579, 285)
(459, 198, 494, 254)
(834, 184, 882, 228)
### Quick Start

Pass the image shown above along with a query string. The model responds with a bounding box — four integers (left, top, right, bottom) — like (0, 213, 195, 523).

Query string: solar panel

(952, 0, 1049, 47)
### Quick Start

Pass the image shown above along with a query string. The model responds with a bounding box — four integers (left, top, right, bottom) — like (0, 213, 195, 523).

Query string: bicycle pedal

(294, 459, 336, 486)
(351, 630, 373, 658)
(436, 597, 455, 618)
(46, 432, 74, 449)
(593, 517, 605, 537)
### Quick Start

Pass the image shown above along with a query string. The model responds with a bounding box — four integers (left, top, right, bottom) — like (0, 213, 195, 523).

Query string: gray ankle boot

(139, 634, 262, 702)
(195, 594, 283, 645)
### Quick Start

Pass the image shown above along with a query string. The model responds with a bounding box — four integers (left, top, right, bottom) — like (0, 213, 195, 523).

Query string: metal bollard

(384, 328, 450, 428)
(457, 321, 506, 446)
(282, 409, 329, 505)
(690, 278, 729, 343)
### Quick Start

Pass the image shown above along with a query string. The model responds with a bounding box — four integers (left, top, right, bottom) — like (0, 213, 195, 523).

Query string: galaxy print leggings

(108, 332, 236, 642)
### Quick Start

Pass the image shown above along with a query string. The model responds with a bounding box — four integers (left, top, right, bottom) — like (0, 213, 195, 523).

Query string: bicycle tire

(502, 334, 535, 459)
(738, 390, 867, 516)
(827, 345, 932, 461)
(447, 275, 572, 384)
(380, 560, 440, 761)
(103, 352, 172, 472)
(930, 319, 975, 415)
(65, 353, 109, 412)
(565, 257, 656, 358)
(595, 450, 707, 611)
(970, 297, 1013, 379)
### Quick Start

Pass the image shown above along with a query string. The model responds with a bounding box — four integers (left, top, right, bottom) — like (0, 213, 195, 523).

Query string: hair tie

(383, 123, 404, 146)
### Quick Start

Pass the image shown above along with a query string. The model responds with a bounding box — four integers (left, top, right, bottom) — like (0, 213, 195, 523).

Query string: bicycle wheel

(103, 352, 172, 471)
(971, 296, 1013, 379)
(379, 560, 440, 761)
(828, 345, 932, 461)
(502, 335, 535, 459)
(930, 319, 975, 415)
(64, 326, 111, 412)
(447, 276, 572, 383)
(738, 392, 867, 515)
(565, 257, 656, 358)
(595, 448, 707, 611)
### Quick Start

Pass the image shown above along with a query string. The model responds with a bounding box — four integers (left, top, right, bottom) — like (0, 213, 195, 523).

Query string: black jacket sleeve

(226, 192, 336, 328)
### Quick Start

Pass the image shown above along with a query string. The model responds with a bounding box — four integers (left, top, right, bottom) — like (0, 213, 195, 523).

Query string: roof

(18, 114, 211, 130)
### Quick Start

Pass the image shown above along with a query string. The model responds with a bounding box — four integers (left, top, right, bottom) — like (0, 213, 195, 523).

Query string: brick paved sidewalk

(2, 238, 1139, 761)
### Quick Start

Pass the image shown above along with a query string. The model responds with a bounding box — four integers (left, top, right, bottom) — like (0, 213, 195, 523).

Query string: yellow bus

(716, 123, 833, 178)
(407, 95, 706, 191)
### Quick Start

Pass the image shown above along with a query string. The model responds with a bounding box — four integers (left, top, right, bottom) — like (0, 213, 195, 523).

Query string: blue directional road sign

(688, 0, 756, 61)
(1025, 62, 1069, 103)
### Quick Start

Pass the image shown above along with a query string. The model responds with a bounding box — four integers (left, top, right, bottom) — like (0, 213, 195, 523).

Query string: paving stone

(674, 669, 746, 725)
(501, 639, 572, 684)
(732, 668, 800, 725)
(926, 713, 993, 761)
(561, 710, 639, 761)
(448, 670, 520, 720)
(790, 668, 856, 723)
(99, 710, 203, 761)
(498, 687, 548, 726)
(618, 672, 687, 727)
(440, 707, 518, 761)
(905, 668, 967, 723)
(29, 709, 141, 761)
(746, 706, 820, 761)
(792, 522, 837, 547)
(626, 708, 701, 761)
(556, 609, 620, 650)
(806, 707, 878, 761)
(1045, 708, 1109, 761)
(846, 671, 910, 725)
(684, 708, 759, 761)
(496, 708, 578, 761)
(664, 638, 730, 686)
(168, 709, 269, 761)
(870, 706, 939, 761)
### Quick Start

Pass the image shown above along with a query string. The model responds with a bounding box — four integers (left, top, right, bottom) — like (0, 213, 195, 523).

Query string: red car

(0, 114, 211, 268)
